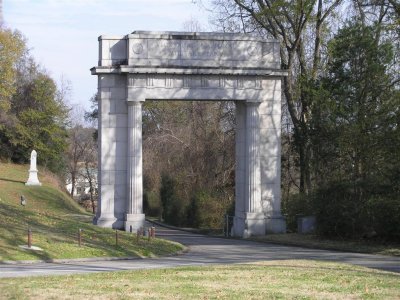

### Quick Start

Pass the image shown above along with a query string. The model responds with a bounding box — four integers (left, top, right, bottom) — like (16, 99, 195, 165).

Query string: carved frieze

(128, 38, 275, 64)
(128, 74, 263, 90)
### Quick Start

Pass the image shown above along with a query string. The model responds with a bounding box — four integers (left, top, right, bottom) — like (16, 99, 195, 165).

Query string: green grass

(251, 234, 400, 257)
(0, 162, 183, 261)
(1, 260, 399, 299)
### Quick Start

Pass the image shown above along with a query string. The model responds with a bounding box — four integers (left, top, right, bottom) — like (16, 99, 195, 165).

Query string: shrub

(187, 190, 223, 229)
(160, 174, 186, 226)
(282, 193, 314, 232)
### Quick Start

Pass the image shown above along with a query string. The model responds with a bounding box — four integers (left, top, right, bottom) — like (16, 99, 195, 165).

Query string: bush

(368, 195, 400, 241)
(312, 182, 369, 238)
(160, 174, 186, 226)
(143, 190, 161, 218)
(311, 181, 400, 241)
(282, 193, 314, 232)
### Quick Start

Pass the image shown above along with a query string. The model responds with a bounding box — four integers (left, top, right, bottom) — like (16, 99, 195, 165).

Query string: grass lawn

(251, 234, 400, 257)
(1, 260, 399, 299)
(0, 163, 183, 261)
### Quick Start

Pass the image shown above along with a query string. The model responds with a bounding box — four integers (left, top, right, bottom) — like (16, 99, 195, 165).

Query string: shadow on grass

(0, 202, 161, 261)
(0, 178, 25, 184)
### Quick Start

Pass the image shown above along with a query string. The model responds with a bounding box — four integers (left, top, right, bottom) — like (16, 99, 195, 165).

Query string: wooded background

(0, 0, 398, 241)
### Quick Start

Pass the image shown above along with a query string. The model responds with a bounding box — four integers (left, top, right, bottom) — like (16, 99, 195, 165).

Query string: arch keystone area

(90, 31, 288, 237)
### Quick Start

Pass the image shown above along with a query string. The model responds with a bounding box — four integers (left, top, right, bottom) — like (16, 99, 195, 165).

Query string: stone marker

(25, 150, 42, 186)
(20, 195, 26, 206)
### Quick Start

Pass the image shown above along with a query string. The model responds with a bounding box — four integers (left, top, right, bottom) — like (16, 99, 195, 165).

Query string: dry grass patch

(1, 260, 399, 299)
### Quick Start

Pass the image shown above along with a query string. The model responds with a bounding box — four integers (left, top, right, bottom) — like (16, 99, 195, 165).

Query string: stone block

(115, 156, 128, 171)
(109, 87, 126, 99)
(297, 216, 316, 234)
(259, 114, 281, 130)
(265, 216, 286, 234)
(235, 143, 245, 158)
(109, 39, 127, 61)
(115, 129, 128, 142)
(125, 213, 145, 232)
(102, 154, 117, 170)
(95, 213, 117, 228)
(232, 213, 266, 237)
(259, 100, 281, 115)
(114, 196, 127, 215)
(100, 170, 110, 185)
(115, 142, 128, 158)
(114, 100, 128, 114)
(108, 114, 128, 128)
(260, 129, 280, 153)
(100, 98, 111, 114)
(260, 156, 280, 184)
(109, 170, 126, 185)
(115, 184, 127, 199)
(101, 127, 116, 144)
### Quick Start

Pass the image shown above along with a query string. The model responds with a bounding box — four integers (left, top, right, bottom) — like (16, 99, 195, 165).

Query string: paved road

(1, 224, 399, 278)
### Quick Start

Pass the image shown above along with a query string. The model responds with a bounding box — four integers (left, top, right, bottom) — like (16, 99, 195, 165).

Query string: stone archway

(91, 31, 287, 237)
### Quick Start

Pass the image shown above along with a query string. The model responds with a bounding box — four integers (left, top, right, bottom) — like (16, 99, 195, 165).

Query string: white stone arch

(91, 31, 287, 237)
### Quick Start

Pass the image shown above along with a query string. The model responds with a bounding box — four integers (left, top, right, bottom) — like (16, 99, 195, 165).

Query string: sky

(3, 0, 212, 111)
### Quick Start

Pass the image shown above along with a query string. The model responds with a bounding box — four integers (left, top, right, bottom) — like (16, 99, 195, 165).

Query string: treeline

(0, 25, 98, 200)
(143, 1, 400, 241)
(0, 27, 69, 173)
(212, 0, 400, 241)
(142, 101, 235, 229)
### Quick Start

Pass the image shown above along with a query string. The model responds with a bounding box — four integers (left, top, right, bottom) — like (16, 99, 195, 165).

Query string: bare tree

(210, 0, 344, 194)
(80, 131, 97, 214)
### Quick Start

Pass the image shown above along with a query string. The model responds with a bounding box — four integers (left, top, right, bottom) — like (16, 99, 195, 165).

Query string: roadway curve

(1, 223, 399, 278)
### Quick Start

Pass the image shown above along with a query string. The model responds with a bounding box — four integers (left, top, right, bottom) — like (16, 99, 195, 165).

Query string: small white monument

(25, 150, 42, 186)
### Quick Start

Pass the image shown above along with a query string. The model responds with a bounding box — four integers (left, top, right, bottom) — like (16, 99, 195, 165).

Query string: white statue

(25, 150, 42, 186)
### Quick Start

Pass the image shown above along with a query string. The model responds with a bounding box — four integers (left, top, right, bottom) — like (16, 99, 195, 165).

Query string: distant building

(65, 164, 98, 200)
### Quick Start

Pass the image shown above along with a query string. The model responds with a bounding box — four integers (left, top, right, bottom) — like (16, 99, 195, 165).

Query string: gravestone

(25, 150, 42, 186)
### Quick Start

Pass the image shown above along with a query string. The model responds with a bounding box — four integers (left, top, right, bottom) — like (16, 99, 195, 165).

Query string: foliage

(187, 190, 227, 229)
(281, 193, 313, 232)
(160, 174, 187, 226)
(303, 22, 400, 241)
(0, 28, 26, 112)
(312, 181, 400, 241)
(144, 101, 235, 229)
(0, 28, 69, 174)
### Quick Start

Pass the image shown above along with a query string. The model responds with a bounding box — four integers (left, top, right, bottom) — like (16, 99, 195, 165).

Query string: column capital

(245, 100, 261, 106)
(127, 100, 144, 106)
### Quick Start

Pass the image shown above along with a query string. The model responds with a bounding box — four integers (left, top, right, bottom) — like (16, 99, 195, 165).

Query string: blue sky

(3, 0, 211, 111)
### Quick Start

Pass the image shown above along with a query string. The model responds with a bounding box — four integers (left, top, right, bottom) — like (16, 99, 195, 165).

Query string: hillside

(0, 163, 183, 261)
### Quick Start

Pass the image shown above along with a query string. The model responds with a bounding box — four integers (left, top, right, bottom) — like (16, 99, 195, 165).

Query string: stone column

(245, 102, 262, 213)
(125, 101, 145, 232)
(233, 101, 265, 237)
(243, 102, 265, 236)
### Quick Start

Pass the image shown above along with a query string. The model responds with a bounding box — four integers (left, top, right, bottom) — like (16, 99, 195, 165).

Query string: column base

(232, 212, 266, 238)
(125, 213, 145, 232)
(265, 215, 286, 234)
(94, 213, 124, 229)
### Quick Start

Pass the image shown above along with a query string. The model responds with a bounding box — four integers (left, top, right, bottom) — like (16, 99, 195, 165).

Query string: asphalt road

(1, 223, 399, 278)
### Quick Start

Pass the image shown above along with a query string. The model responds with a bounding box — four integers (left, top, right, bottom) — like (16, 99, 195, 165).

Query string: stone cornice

(91, 66, 288, 77)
